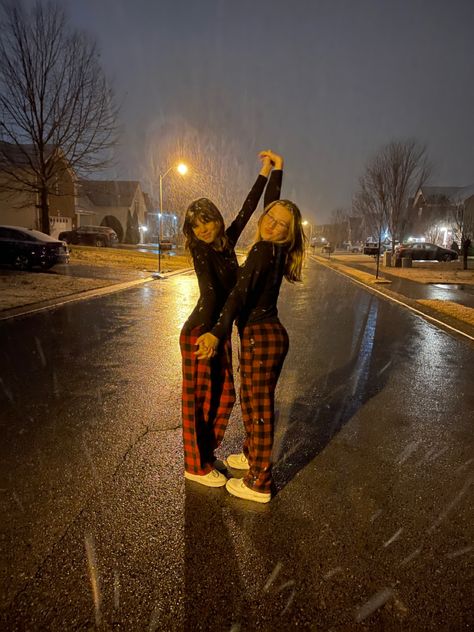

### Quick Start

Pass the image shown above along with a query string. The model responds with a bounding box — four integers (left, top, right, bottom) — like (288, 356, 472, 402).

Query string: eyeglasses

(264, 212, 290, 230)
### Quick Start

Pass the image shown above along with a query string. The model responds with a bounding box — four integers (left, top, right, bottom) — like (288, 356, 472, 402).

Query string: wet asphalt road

(0, 260, 473, 631)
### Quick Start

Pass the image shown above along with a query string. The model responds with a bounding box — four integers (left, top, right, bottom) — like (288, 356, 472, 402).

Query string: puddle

(431, 284, 474, 294)
(430, 283, 471, 292)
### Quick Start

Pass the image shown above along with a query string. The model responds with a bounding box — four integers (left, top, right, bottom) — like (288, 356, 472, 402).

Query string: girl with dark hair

(180, 151, 284, 488)
(197, 199, 306, 503)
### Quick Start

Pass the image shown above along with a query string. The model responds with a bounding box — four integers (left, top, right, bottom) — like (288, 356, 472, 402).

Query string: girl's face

(260, 204, 292, 242)
(192, 217, 220, 245)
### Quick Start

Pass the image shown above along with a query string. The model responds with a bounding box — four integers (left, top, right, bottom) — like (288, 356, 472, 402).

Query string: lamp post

(153, 162, 188, 278)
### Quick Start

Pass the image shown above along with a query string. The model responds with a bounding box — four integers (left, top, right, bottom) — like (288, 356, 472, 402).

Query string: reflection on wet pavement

(431, 283, 474, 294)
(377, 275, 474, 307)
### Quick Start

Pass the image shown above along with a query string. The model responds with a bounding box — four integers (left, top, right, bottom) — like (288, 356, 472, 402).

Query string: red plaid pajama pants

(180, 325, 236, 474)
(239, 321, 289, 493)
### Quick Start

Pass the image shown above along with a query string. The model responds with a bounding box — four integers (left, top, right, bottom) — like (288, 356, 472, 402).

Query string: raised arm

(225, 152, 273, 246)
(263, 151, 284, 208)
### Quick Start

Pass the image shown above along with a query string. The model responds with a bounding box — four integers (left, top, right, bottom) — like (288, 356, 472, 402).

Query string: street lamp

(153, 161, 188, 278)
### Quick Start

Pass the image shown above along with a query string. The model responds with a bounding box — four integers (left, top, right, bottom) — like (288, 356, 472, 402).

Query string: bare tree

(354, 158, 389, 240)
(353, 156, 390, 278)
(0, 1, 118, 233)
(380, 140, 431, 250)
(355, 139, 431, 250)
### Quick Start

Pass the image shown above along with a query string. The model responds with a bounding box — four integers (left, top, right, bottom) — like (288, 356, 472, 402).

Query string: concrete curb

(311, 254, 474, 344)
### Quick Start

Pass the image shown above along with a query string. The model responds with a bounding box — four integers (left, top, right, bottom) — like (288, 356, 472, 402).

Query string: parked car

(344, 242, 363, 253)
(58, 225, 118, 247)
(0, 225, 69, 270)
(396, 242, 458, 262)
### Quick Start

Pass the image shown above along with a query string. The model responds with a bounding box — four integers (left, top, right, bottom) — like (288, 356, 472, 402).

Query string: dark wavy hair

(182, 198, 228, 251)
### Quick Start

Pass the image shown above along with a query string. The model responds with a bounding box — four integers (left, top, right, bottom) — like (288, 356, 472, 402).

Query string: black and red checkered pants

(239, 321, 289, 493)
(180, 325, 236, 475)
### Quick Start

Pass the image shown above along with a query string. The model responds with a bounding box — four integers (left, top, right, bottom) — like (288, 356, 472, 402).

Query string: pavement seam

(311, 255, 474, 343)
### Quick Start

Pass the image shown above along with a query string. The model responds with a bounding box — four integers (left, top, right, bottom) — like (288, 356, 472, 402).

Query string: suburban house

(411, 184, 474, 245)
(0, 141, 76, 237)
(0, 141, 151, 243)
(77, 180, 148, 243)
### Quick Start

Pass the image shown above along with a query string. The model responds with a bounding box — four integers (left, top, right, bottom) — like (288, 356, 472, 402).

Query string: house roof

(419, 186, 464, 201)
(79, 179, 140, 207)
(413, 184, 474, 205)
(0, 140, 57, 168)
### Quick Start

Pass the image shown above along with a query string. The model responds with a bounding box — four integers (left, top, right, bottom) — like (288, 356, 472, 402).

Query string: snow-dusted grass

(70, 245, 191, 272)
(0, 246, 193, 312)
(417, 300, 474, 326)
(0, 271, 111, 311)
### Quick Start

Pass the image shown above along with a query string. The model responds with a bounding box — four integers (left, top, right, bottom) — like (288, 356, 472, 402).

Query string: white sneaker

(225, 477, 271, 503)
(225, 453, 249, 470)
(184, 469, 227, 487)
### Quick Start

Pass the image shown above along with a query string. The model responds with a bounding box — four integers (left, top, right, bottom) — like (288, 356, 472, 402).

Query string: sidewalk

(311, 252, 474, 340)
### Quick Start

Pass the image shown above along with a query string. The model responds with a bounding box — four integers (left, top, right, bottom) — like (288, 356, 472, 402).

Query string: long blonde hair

(256, 200, 306, 282)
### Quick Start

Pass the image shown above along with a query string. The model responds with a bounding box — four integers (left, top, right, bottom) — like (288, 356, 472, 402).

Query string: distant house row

(316, 184, 474, 247)
(0, 141, 159, 242)
(411, 184, 474, 246)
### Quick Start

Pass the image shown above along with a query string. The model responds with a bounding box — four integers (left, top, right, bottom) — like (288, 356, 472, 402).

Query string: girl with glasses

(180, 151, 284, 487)
(196, 197, 306, 502)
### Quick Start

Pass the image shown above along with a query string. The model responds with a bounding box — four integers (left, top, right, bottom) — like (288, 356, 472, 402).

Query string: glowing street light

(153, 161, 189, 278)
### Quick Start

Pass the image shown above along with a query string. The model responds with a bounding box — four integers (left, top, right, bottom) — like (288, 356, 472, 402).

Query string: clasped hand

(259, 149, 283, 170)
(194, 332, 219, 360)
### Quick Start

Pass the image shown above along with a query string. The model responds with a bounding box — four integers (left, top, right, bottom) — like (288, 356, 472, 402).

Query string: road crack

(112, 424, 181, 479)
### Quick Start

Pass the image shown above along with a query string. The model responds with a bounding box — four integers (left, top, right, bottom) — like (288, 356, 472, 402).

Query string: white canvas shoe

(184, 469, 227, 487)
(225, 453, 249, 470)
(225, 477, 271, 503)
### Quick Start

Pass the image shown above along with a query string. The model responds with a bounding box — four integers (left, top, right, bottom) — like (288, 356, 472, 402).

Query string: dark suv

(58, 225, 119, 247)
(396, 242, 458, 262)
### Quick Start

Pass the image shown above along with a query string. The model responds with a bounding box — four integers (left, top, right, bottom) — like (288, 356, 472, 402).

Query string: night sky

(62, 0, 474, 223)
